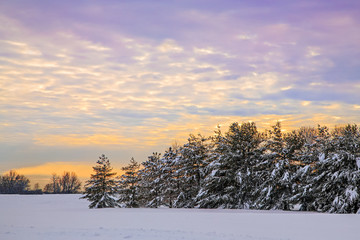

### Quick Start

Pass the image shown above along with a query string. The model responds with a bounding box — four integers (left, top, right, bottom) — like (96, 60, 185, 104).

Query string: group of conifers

(82, 122, 360, 214)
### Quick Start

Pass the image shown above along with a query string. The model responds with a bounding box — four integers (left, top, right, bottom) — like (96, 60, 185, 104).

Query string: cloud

(0, 0, 359, 175)
(85, 42, 111, 52)
(193, 47, 234, 59)
(236, 34, 257, 40)
(2, 40, 43, 56)
(157, 39, 183, 53)
(33, 134, 136, 146)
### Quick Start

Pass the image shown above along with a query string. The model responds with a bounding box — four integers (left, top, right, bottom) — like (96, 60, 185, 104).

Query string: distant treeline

(83, 122, 360, 214)
(0, 171, 32, 194)
(0, 171, 82, 194)
(43, 172, 81, 194)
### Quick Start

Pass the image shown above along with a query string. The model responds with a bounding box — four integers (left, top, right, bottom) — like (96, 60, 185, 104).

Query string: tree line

(0, 170, 31, 194)
(43, 172, 81, 193)
(0, 171, 82, 194)
(82, 122, 360, 214)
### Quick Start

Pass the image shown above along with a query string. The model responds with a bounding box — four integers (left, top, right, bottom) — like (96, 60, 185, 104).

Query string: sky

(1, 0, 360, 187)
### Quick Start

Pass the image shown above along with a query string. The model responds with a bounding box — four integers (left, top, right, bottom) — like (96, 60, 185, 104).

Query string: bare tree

(34, 183, 40, 190)
(44, 172, 81, 193)
(0, 170, 30, 194)
(60, 172, 81, 193)
(44, 173, 61, 193)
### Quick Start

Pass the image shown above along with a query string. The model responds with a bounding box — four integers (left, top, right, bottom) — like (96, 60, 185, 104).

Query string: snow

(356, 157, 360, 169)
(345, 188, 358, 202)
(1, 194, 360, 240)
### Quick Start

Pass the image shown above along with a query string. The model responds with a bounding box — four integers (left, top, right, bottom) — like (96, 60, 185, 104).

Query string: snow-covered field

(1, 194, 359, 240)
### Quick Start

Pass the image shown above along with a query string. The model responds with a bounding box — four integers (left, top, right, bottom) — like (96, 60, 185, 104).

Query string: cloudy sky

(1, 0, 359, 186)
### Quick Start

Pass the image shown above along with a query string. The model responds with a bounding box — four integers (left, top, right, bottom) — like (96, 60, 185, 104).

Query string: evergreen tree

(309, 124, 360, 213)
(290, 127, 318, 211)
(198, 122, 261, 209)
(81, 154, 119, 208)
(159, 147, 181, 208)
(138, 152, 163, 207)
(175, 134, 209, 208)
(231, 122, 262, 208)
(117, 158, 141, 208)
(254, 121, 294, 210)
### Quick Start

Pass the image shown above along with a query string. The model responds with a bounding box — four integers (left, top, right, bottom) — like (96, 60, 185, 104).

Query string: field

(1, 194, 359, 240)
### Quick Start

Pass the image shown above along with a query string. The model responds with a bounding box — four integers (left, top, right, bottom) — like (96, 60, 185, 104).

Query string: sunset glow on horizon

(1, 1, 359, 187)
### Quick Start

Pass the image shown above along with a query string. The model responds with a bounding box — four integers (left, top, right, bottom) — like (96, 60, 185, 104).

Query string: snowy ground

(1, 194, 359, 240)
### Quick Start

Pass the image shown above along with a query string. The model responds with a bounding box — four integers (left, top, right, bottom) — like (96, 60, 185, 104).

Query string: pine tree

(309, 124, 360, 213)
(159, 147, 181, 208)
(81, 154, 119, 209)
(197, 122, 261, 209)
(196, 127, 226, 208)
(175, 134, 209, 208)
(290, 127, 318, 211)
(231, 122, 261, 208)
(138, 152, 163, 207)
(117, 158, 141, 208)
(254, 121, 294, 210)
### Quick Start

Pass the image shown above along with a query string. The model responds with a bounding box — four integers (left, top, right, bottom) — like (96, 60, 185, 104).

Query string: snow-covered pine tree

(159, 147, 181, 208)
(296, 125, 334, 212)
(254, 121, 294, 210)
(81, 154, 119, 209)
(231, 122, 262, 208)
(175, 134, 209, 208)
(197, 122, 261, 209)
(290, 127, 319, 211)
(117, 157, 141, 208)
(196, 126, 228, 208)
(138, 152, 163, 208)
(310, 124, 360, 213)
